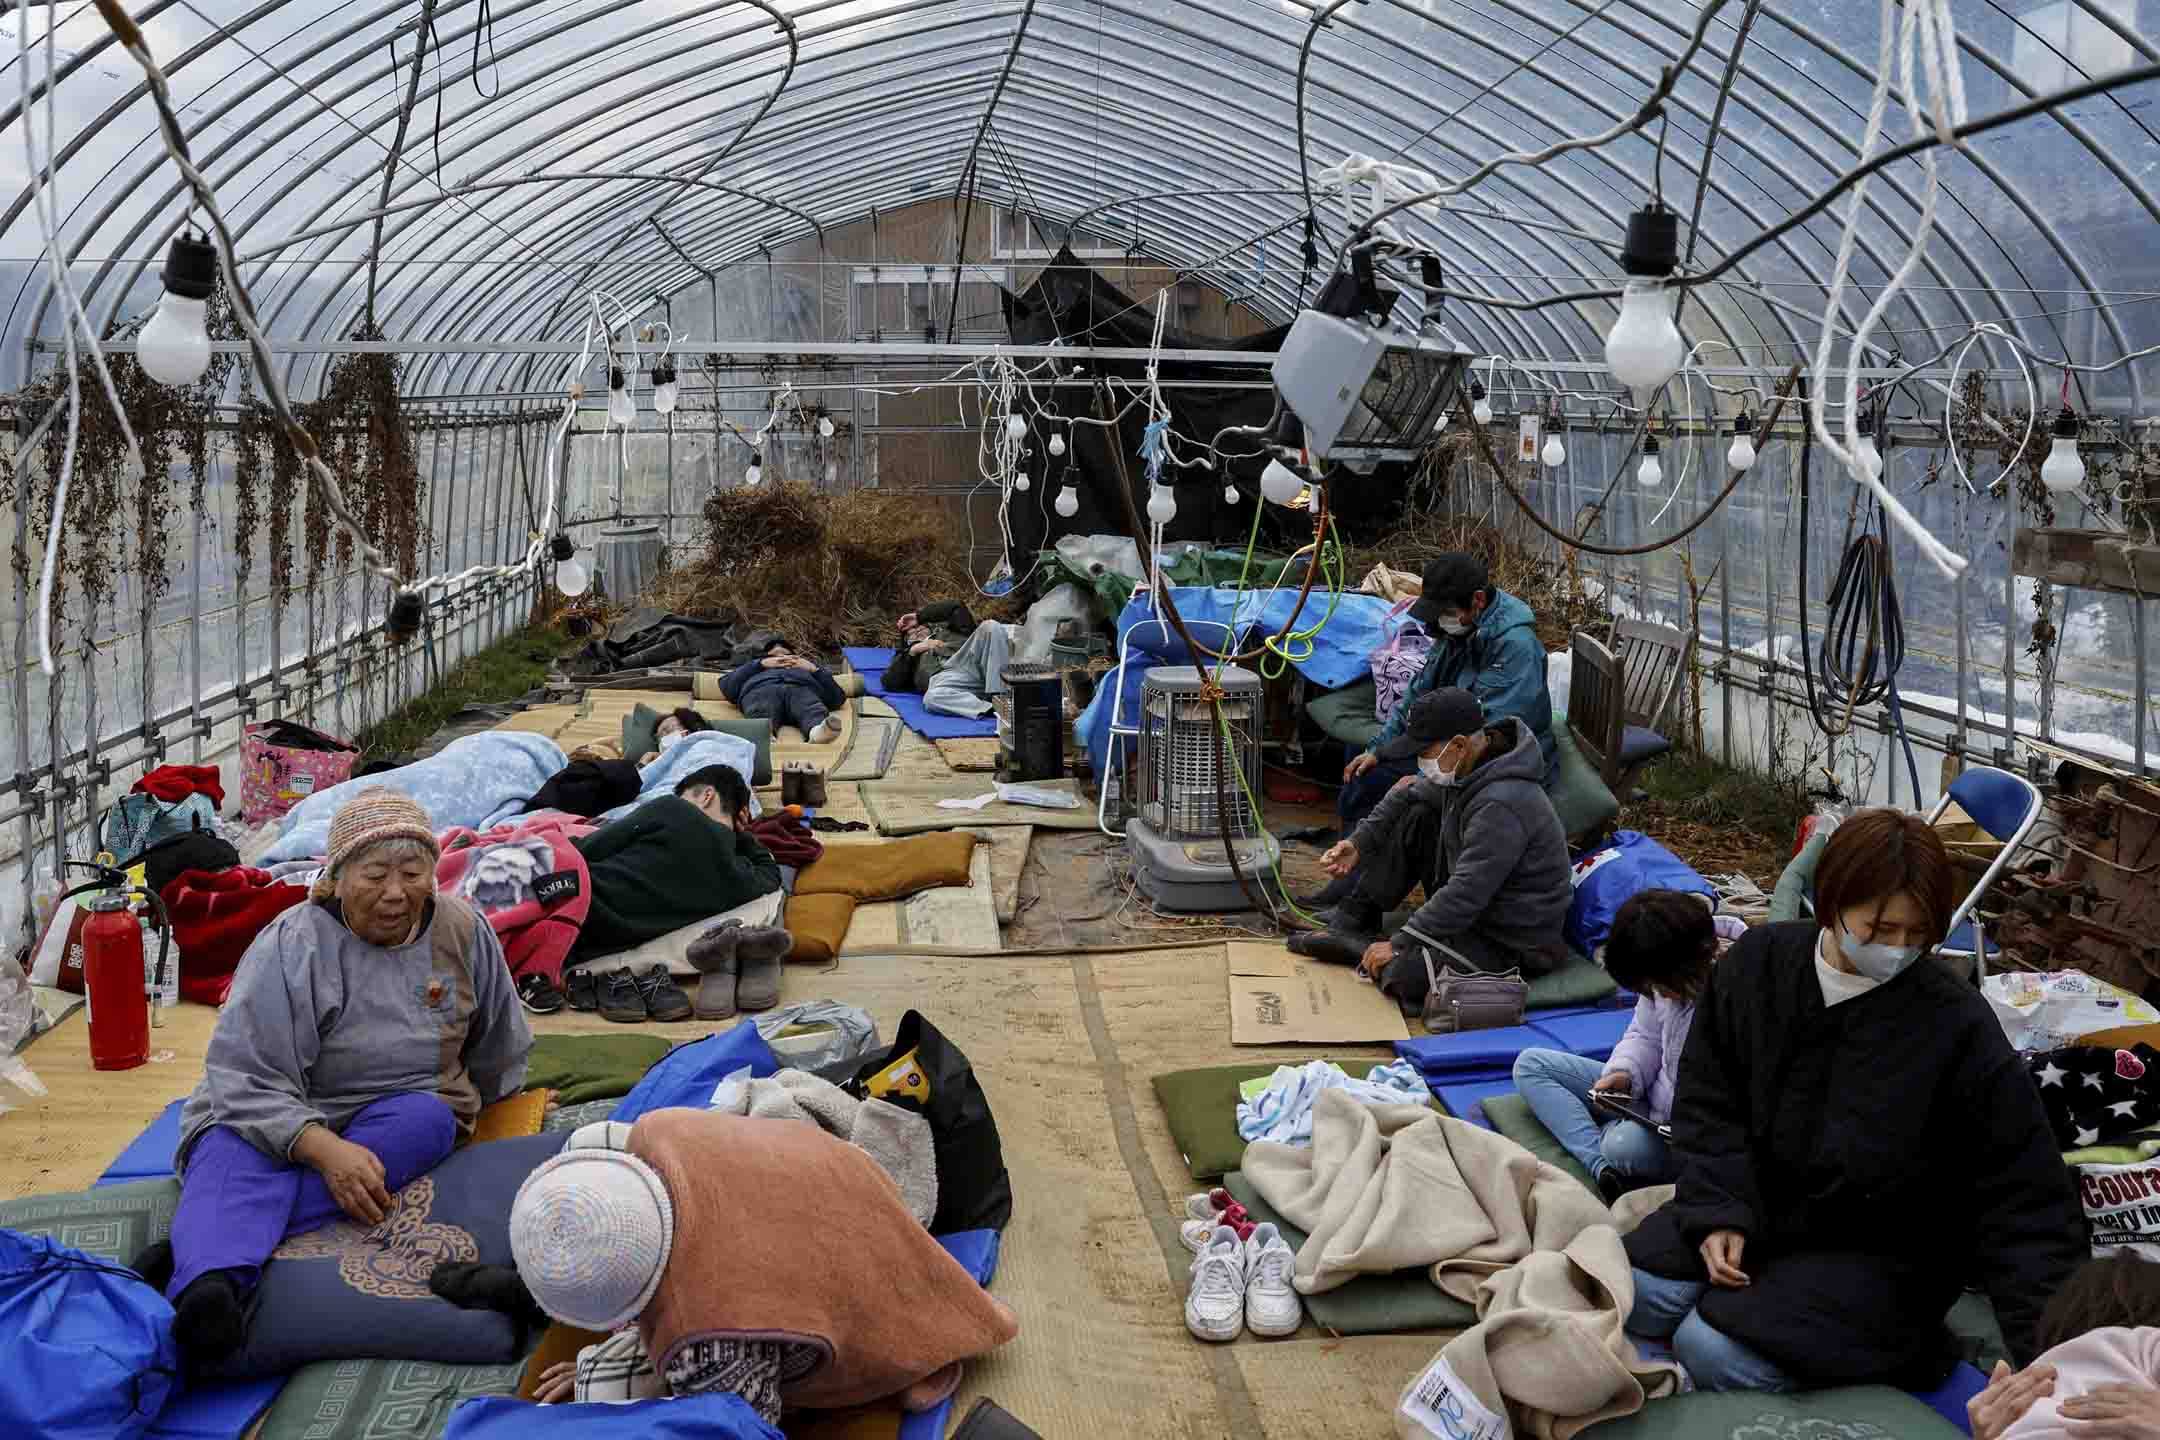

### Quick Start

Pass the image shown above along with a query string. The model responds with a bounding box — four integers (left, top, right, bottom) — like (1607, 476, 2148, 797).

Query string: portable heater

(997, 661, 1064, 782)
(1124, 664, 1280, 912)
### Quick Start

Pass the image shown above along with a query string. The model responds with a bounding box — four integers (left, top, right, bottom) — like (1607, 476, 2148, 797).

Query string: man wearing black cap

(1292, 687, 1572, 1003)
(1338, 552, 1555, 825)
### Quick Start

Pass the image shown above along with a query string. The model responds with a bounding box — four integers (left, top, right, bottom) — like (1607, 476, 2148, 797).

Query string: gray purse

(1419, 946, 1529, 1033)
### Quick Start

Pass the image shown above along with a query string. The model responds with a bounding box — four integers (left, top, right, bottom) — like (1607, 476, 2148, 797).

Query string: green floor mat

(1481, 1091, 1598, 1194)
(253, 1357, 525, 1440)
(1582, 1385, 1964, 1438)
(522, 1032, 672, 1104)
(1221, 1171, 1476, 1336)
(1153, 1059, 1426, 1181)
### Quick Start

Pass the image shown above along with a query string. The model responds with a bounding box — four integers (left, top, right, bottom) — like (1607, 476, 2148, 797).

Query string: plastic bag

(1986, 970, 2159, 1053)
(0, 945, 45, 1105)
(753, 1001, 880, 1073)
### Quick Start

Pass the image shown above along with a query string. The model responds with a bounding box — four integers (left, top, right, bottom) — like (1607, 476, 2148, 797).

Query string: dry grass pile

(644, 483, 997, 650)
(1342, 512, 1604, 653)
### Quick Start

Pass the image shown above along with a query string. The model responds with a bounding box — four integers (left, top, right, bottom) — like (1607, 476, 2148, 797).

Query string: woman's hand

(534, 1360, 578, 1405)
(1591, 1072, 1633, 1096)
(2062, 1384, 2160, 1437)
(1343, 752, 1378, 783)
(1699, 1229, 1750, 1288)
(1968, 1360, 2057, 1440)
(294, 1126, 394, 1225)
(1321, 840, 1359, 878)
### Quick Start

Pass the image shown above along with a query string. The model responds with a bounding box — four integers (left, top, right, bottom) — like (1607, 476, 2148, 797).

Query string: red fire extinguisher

(61, 859, 172, 1073)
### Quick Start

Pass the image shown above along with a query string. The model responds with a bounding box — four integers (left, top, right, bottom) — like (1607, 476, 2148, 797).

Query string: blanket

(630, 1108, 1017, 1412)
(158, 865, 309, 1005)
(260, 733, 568, 863)
(709, 1069, 938, 1227)
(589, 731, 761, 824)
(436, 815, 598, 984)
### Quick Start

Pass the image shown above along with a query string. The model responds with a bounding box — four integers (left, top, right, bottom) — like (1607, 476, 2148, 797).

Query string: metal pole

(12, 423, 36, 930)
(1716, 430, 1733, 766)
(1953, 462, 1970, 757)
(485, 420, 511, 646)
(188, 459, 204, 764)
(2135, 597, 2149, 776)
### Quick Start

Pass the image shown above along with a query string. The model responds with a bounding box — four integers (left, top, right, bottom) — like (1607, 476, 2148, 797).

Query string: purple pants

(167, 1091, 457, 1300)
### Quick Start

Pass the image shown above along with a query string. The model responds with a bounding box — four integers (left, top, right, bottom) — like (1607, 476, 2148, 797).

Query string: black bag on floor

(820, 1010, 1013, 1235)
(132, 825, 241, 900)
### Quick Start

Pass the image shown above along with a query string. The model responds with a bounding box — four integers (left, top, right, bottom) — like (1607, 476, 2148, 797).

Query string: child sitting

(1511, 890, 1744, 1202)
(1968, 1254, 2160, 1438)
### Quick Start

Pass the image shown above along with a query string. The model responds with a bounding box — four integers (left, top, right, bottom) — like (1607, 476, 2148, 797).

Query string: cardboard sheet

(1229, 952, 1410, 1045)
(1225, 941, 1296, 977)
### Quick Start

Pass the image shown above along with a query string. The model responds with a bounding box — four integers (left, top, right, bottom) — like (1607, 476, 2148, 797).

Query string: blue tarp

(98, 1099, 184, 1186)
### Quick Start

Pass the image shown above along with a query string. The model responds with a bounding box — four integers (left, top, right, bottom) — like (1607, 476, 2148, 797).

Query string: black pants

(1339, 754, 1417, 830)
(741, 684, 830, 740)
(1340, 795, 1540, 1004)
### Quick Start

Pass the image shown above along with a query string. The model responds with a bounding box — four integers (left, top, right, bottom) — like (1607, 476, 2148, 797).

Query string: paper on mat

(1229, 953, 1409, 1044)
(1398, 1352, 1509, 1440)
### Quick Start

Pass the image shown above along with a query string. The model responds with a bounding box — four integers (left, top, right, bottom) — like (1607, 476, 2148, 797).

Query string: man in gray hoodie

(1294, 687, 1572, 1005)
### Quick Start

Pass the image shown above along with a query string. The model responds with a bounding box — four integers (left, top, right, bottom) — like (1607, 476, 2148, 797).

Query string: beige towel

(1242, 1089, 1613, 1294)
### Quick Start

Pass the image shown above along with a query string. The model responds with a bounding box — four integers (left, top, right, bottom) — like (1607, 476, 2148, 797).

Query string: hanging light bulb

(1146, 485, 1177, 525)
(1637, 435, 1663, 488)
(818, 413, 835, 439)
(607, 365, 635, 428)
(136, 232, 218, 386)
(1470, 380, 1493, 427)
(1014, 472, 1031, 492)
(1605, 204, 1686, 393)
(1048, 431, 1066, 458)
(2042, 407, 2086, 494)
(1727, 412, 1757, 473)
(745, 452, 763, 486)
(649, 358, 678, 416)
(1260, 458, 1304, 505)
(1541, 433, 1566, 469)
(1223, 482, 1240, 505)
(550, 535, 589, 597)
(1004, 414, 1027, 442)
(1054, 483, 1079, 518)
(1855, 410, 1883, 480)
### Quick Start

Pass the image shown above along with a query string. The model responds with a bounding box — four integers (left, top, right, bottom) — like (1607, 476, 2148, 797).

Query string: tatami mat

(503, 686, 859, 790)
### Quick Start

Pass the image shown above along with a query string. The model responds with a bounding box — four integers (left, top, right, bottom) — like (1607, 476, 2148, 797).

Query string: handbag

(238, 720, 359, 825)
(1418, 946, 1528, 1034)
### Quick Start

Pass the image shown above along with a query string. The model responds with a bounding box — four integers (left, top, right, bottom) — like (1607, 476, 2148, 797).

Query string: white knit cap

(510, 1148, 675, 1331)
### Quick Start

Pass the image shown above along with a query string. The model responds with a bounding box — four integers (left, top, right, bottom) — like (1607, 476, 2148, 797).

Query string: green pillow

(1222, 1171, 1476, 1335)
(1153, 1060, 1439, 1181)
(1582, 1386, 1966, 1438)
(707, 717, 774, 787)
(1482, 1091, 1597, 1194)
(1526, 948, 1619, 1009)
(1307, 679, 1383, 748)
(256, 1357, 523, 1440)
(622, 702, 664, 761)
(523, 1032, 671, 1105)
(1550, 724, 1619, 842)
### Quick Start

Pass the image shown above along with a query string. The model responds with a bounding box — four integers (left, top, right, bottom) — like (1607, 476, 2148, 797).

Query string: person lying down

(433, 1104, 1015, 1421)
(1968, 1255, 2160, 1438)
(569, 764, 780, 961)
(884, 601, 1019, 719)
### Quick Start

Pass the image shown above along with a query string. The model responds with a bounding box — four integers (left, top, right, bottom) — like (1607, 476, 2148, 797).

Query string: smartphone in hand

(1591, 1088, 1673, 1139)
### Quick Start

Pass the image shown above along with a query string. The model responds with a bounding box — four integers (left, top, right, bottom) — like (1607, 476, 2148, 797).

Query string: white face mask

(658, 729, 685, 751)
(1435, 615, 1471, 638)
(1418, 747, 1464, 786)
(1838, 924, 1924, 982)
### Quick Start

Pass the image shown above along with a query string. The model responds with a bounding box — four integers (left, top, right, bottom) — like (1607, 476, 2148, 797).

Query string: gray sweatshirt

(176, 895, 532, 1169)
(1353, 715, 1572, 968)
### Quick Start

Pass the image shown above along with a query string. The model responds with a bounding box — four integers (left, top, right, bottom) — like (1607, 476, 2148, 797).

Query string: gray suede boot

(687, 920, 742, 1020)
(732, 925, 793, 1012)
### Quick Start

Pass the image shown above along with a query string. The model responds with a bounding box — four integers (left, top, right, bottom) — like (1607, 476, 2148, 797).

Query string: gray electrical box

(1270, 310, 1471, 467)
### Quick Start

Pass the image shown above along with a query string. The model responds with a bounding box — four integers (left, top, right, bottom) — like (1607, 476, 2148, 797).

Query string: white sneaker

(1242, 1223, 1301, 1337)
(1184, 1226, 1247, 1342)
(1183, 1188, 1231, 1223)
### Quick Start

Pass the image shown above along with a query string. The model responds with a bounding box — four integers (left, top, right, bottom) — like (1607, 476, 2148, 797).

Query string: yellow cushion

(470, 1088, 551, 1144)
(786, 893, 858, 963)
(792, 832, 977, 902)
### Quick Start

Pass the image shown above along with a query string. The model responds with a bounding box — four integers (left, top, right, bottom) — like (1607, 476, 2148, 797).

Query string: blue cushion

(895, 1230, 1006, 1440)
(1907, 1361, 1988, 1436)
(146, 1379, 284, 1440)
(1526, 1009, 1635, 1063)
(1395, 1025, 1555, 1077)
(1432, 1078, 1519, 1129)
(98, 1099, 184, 1186)
(1618, 725, 1670, 766)
(445, 1393, 781, 1440)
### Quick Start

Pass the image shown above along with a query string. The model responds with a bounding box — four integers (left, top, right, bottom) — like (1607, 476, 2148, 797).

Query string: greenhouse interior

(6, 1, 2160, 1437)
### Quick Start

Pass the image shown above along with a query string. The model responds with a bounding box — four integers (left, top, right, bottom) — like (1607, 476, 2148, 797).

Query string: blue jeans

(1628, 1268, 1795, 1392)
(1511, 1048, 1675, 1183)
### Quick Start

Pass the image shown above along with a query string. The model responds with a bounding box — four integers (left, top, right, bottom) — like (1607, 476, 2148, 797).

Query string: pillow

(524, 1033, 672, 1105)
(1481, 1092, 1597, 1194)
(470, 1090, 551, 1144)
(0, 1176, 179, 1261)
(255, 1356, 525, 1440)
(1578, 1386, 1966, 1438)
(794, 833, 977, 901)
(787, 893, 858, 963)
(622, 703, 664, 761)
(214, 1130, 571, 1378)
(1151, 1062, 1436, 1181)
(1525, 948, 1618, 1009)
(1221, 1171, 1474, 1335)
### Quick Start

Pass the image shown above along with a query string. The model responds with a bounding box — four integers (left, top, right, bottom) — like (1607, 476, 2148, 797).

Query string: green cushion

(255, 1357, 523, 1440)
(1306, 679, 1383, 748)
(1526, 948, 1619, 1008)
(1582, 1386, 1966, 1438)
(1153, 1060, 1435, 1181)
(622, 702, 664, 761)
(523, 1032, 671, 1105)
(1222, 1171, 1476, 1335)
(707, 717, 774, 787)
(1550, 724, 1619, 843)
(0, 1176, 179, 1260)
(1481, 1091, 1598, 1194)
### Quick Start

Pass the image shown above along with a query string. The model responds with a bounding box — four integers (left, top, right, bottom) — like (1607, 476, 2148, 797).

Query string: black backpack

(133, 825, 242, 900)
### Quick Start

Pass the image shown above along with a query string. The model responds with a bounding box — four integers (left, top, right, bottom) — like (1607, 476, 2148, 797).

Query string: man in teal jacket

(1340, 552, 1556, 832)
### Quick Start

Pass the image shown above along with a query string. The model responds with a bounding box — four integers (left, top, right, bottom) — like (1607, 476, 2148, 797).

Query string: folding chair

(1921, 764, 2044, 981)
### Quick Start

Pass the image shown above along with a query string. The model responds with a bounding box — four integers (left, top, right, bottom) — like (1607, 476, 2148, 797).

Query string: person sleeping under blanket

(568, 765, 779, 960)
(636, 706, 712, 766)
(884, 601, 1019, 719)
(719, 640, 846, 743)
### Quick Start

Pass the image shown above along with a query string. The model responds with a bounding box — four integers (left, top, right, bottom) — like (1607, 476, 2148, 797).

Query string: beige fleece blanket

(1244, 1091, 1680, 1436)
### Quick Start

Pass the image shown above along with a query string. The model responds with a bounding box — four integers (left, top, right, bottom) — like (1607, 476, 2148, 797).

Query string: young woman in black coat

(1624, 807, 2085, 1392)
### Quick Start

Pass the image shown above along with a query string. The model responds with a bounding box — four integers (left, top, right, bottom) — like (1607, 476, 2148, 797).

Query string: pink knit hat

(312, 787, 440, 899)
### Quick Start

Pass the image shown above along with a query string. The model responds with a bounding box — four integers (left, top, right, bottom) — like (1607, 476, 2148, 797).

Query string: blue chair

(1921, 764, 2043, 981)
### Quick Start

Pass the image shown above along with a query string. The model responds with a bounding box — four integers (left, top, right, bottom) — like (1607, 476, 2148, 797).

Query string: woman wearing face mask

(638, 707, 711, 765)
(1622, 808, 2084, 1395)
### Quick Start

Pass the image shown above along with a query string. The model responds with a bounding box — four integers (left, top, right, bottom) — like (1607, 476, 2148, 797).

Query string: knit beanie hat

(510, 1147, 676, 1331)
(312, 787, 440, 900)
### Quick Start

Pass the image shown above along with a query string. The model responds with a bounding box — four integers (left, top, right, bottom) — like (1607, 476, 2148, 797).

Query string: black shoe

(634, 964, 693, 1023)
(130, 1239, 175, 1291)
(516, 973, 565, 1015)
(1287, 930, 1373, 968)
(599, 968, 647, 1024)
(564, 966, 599, 1013)
(429, 1261, 550, 1331)
(1295, 872, 1358, 910)
(1597, 1168, 1629, 1206)
(173, 1269, 247, 1370)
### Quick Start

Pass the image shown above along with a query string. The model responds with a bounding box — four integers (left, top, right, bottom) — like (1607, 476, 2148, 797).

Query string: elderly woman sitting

(142, 788, 532, 1370)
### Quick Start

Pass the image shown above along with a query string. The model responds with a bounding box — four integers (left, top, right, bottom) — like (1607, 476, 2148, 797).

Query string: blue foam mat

(98, 1097, 184, 1186)
(1432, 1078, 1519, 1130)
(842, 646, 998, 740)
(148, 1379, 286, 1440)
(1394, 1025, 1555, 1076)
(1526, 1009, 1635, 1063)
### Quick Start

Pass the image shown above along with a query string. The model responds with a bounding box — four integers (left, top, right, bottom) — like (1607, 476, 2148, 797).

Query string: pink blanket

(434, 814, 597, 984)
